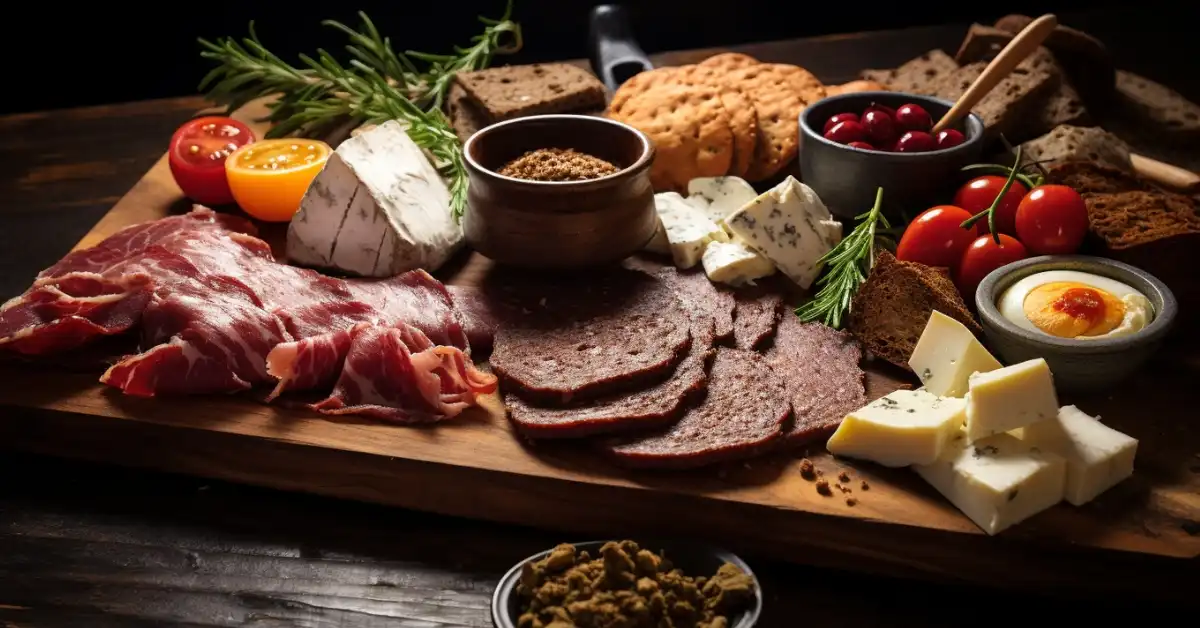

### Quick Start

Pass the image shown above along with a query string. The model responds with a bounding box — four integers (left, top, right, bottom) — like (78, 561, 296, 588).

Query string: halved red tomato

(168, 116, 256, 205)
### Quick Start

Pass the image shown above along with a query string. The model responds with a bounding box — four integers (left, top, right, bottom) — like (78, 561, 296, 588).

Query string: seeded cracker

(697, 52, 762, 72)
(726, 63, 827, 181)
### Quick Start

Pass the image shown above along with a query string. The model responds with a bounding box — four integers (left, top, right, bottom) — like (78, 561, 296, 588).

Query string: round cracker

(729, 63, 828, 181)
(611, 84, 734, 192)
(716, 89, 758, 177)
(697, 52, 761, 72)
(826, 79, 888, 97)
(608, 67, 684, 117)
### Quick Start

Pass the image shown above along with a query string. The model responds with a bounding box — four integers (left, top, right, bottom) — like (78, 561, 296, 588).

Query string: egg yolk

(1022, 281, 1126, 338)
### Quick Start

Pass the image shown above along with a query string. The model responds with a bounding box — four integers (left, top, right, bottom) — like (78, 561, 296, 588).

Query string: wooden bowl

(462, 114, 657, 269)
(491, 540, 763, 628)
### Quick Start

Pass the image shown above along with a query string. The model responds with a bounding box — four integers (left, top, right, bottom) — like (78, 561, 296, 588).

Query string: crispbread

(727, 63, 826, 181)
(860, 50, 959, 95)
(1114, 70, 1200, 144)
(608, 67, 685, 116)
(1021, 125, 1132, 172)
(932, 61, 1057, 143)
(610, 84, 735, 192)
(957, 36, 1091, 135)
(455, 63, 606, 121)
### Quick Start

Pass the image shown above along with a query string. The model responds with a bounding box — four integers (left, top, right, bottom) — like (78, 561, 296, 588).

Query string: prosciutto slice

(0, 207, 497, 422)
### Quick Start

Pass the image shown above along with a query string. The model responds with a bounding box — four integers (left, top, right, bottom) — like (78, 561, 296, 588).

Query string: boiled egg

(997, 270, 1154, 340)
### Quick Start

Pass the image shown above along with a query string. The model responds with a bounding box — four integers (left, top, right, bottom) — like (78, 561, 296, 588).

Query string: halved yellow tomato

(225, 139, 332, 222)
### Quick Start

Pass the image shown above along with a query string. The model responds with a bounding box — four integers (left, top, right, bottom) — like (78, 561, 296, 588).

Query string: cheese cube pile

(826, 311, 1140, 536)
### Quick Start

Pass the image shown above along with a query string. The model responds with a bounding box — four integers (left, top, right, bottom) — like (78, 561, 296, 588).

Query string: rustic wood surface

(1, 15, 1198, 626)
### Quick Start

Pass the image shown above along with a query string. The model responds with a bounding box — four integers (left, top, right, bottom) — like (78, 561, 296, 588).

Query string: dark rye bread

(764, 315, 865, 447)
(932, 61, 1057, 143)
(455, 63, 606, 121)
(604, 348, 790, 469)
(990, 16, 1116, 108)
(1020, 125, 1132, 173)
(860, 50, 958, 95)
(623, 256, 737, 342)
(1114, 71, 1200, 146)
(446, 83, 493, 144)
(489, 269, 692, 404)
(847, 251, 981, 372)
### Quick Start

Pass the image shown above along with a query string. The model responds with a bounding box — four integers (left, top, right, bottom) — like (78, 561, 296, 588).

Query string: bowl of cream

(976, 255, 1177, 392)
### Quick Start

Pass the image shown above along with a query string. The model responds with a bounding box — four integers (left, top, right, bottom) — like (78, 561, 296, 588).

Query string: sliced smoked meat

(623, 256, 736, 342)
(604, 348, 790, 469)
(763, 314, 865, 446)
(489, 269, 692, 404)
(731, 289, 783, 350)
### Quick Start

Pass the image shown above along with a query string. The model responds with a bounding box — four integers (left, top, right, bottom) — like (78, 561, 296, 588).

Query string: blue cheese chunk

(701, 240, 776, 286)
(724, 176, 842, 289)
(687, 176, 759, 224)
(287, 121, 462, 277)
(649, 192, 728, 269)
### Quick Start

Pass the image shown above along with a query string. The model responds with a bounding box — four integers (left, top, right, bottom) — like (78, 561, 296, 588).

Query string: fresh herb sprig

(796, 187, 891, 329)
(196, 1, 522, 220)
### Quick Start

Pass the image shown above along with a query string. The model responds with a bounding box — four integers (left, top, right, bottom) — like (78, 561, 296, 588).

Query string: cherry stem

(960, 146, 1023, 243)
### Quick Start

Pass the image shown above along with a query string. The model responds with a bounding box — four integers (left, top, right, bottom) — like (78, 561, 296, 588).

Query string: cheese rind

(724, 176, 842, 289)
(287, 120, 461, 276)
(914, 431, 1066, 535)
(965, 358, 1059, 443)
(908, 310, 1002, 397)
(1015, 405, 1138, 506)
(687, 176, 759, 224)
(826, 389, 966, 467)
(701, 240, 776, 286)
(651, 192, 729, 268)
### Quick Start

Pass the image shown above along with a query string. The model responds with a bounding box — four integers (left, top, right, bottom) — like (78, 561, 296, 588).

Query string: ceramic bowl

(798, 91, 985, 220)
(975, 255, 1178, 392)
(491, 540, 763, 628)
(462, 114, 657, 269)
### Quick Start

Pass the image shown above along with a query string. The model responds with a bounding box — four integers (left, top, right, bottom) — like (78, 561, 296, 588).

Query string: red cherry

(823, 112, 859, 134)
(936, 129, 966, 149)
(894, 131, 936, 152)
(895, 103, 933, 132)
(860, 109, 897, 146)
(864, 102, 896, 118)
(847, 141, 875, 150)
(824, 120, 866, 144)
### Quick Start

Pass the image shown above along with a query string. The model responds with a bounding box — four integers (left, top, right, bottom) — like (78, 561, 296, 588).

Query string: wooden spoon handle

(1130, 153, 1200, 192)
(932, 14, 1059, 135)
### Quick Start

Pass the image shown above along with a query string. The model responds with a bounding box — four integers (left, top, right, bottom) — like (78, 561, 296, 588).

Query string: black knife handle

(588, 4, 654, 92)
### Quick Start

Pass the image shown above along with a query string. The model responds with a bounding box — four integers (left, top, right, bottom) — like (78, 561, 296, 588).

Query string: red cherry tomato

(953, 175, 1029, 237)
(1014, 184, 1090, 254)
(864, 102, 896, 118)
(168, 116, 256, 205)
(895, 205, 976, 269)
(956, 234, 1028, 299)
(824, 112, 859, 134)
(861, 109, 897, 146)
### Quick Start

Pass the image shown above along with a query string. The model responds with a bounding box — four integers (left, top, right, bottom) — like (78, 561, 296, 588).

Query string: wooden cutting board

(1, 96, 1196, 602)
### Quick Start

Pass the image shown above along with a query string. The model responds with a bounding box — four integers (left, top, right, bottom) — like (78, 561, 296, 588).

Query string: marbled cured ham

(0, 207, 496, 422)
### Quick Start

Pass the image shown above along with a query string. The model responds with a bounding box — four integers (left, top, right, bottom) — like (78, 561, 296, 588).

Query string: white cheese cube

(1014, 405, 1138, 506)
(701, 241, 776, 286)
(287, 120, 461, 277)
(687, 176, 759, 224)
(908, 310, 1002, 397)
(965, 358, 1059, 443)
(724, 176, 842, 289)
(650, 192, 728, 269)
(826, 389, 966, 467)
(914, 431, 1066, 535)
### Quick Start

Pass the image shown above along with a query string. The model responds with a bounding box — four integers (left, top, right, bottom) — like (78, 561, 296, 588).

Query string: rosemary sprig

(795, 188, 891, 329)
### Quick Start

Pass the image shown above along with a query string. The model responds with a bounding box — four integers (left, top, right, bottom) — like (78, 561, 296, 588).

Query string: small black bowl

(798, 91, 985, 220)
(491, 540, 763, 628)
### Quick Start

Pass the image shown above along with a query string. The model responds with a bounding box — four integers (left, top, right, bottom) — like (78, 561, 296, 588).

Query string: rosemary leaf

(795, 188, 888, 329)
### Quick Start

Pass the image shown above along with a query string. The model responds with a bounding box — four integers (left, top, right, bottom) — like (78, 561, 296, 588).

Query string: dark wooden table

(1, 13, 1196, 627)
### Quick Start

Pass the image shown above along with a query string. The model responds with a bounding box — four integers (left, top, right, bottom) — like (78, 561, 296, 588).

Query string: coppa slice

(764, 314, 866, 446)
(605, 348, 790, 469)
(489, 270, 692, 404)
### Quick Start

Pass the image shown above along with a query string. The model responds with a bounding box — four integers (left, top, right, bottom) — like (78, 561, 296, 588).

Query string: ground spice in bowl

(498, 148, 620, 181)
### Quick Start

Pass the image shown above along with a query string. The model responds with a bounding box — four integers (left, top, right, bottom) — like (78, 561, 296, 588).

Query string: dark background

(1, 0, 1142, 114)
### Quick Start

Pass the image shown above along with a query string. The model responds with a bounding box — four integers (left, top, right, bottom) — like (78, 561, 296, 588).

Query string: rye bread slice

(993, 15, 1116, 107)
(446, 83, 493, 143)
(1020, 125, 1132, 173)
(847, 250, 981, 372)
(489, 269, 692, 404)
(455, 63, 606, 121)
(1114, 70, 1200, 146)
(603, 348, 790, 469)
(860, 50, 958, 95)
(932, 61, 1057, 143)
(764, 315, 865, 447)
(1045, 160, 1154, 195)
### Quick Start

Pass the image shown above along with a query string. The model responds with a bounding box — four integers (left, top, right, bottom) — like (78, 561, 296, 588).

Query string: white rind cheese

(908, 310, 1002, 397)
(965, 358, 1060, 443)
(1014, 405, 1138, 506)
(287, 120, 461, 277)
(651, 192, 729, 269)
(687, 176, 759, 224)
(914, 431, 1066, 536)
(826, 389, 966, 467)
(724, 176, 842, 289)
(701, 240, 776, 286)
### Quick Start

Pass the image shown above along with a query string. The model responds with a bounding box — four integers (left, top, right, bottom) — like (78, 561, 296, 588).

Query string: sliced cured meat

(489, 269, 693, 404)
(605, 348, 790, 469)
(445, 285, 500, 355)
(763, 314, 865, 446)
(731, 289, 783, 350)
(623, 256, 736, 342)
(505, 319, 715, 439)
